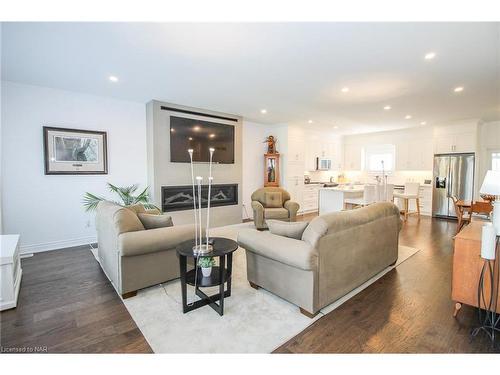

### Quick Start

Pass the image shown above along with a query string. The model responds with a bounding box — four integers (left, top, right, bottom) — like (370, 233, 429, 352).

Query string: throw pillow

(137, 213, 174, 230)
(127, 203, 146, 214)
(264, 191, 283, 208)
(267, 220, 309, 240)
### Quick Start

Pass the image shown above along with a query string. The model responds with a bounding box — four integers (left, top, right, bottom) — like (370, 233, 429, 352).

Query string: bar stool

(344, 185, 377, 208)
(394, 182, 420, 221)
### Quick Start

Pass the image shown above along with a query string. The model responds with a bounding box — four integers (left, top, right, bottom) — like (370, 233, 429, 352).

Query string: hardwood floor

(275, 215, 500, 353)
(0, 246, 152, 353)
(1, 215, 498, 353)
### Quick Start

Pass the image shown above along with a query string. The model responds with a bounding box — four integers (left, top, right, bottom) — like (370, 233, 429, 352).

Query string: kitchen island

(318, 185, 364, 215)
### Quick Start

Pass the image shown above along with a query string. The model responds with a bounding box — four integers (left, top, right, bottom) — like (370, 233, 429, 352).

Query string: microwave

(316, 157, 332, 170)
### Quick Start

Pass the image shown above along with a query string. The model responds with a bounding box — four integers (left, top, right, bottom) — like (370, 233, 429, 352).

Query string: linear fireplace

(161, 184, 238, 212)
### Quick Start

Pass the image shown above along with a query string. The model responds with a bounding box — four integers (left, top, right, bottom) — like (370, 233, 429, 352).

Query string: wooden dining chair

(471, 201, 493, 219)
(451, 196, 471, 234)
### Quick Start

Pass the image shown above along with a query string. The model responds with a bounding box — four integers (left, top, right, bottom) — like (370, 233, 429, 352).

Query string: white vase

(201, 266, 212, 277)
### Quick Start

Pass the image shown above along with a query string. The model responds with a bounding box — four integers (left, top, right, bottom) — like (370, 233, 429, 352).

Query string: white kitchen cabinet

(302, 184, 321, 213)
(434, 130, 477, 154)
(304, 139, 341, 171)
(286, 176, 304, 212)
(343, 143, 362, 170)
(288, 135, 305, 162)
(396, 139, 434, 171)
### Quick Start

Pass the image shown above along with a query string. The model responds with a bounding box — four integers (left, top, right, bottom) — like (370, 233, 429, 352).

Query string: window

(363, 144, 395, 174)
(491, 151, 500, 171)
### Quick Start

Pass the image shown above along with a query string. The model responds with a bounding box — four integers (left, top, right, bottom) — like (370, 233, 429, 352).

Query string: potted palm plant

(82, 183, 159, 212)
(198, 257, 215, 277)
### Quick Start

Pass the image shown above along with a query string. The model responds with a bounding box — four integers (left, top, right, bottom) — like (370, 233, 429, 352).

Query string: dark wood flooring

(275, 215, 500, 353)
(1, 215, 498, 353)
(0, 246, 152, 353)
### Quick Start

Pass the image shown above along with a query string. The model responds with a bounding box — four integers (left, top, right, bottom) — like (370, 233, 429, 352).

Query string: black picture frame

(43, 126, 108, 175)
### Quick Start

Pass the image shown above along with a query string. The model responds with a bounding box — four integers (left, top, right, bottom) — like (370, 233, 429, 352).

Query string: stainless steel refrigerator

(432, 153, 475, 218)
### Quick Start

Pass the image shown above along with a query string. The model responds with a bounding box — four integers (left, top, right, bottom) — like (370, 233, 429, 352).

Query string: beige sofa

(251, 187, 300, 229)
(96, 201, 197, 298)
(238, 202, 402, 317)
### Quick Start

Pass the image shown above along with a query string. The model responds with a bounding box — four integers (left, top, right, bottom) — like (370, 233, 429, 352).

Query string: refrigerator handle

(447, 173, 452, 198)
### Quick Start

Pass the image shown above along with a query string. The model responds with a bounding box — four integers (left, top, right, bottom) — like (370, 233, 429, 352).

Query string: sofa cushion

(127, 203, 147, 214)
(264, 207, 289, 219)
(138, 213, 173, 230)
(267, 220, 309, 240)
(238, 229, 317, 271)
(113, 207, 145, 234)
(301, 217, 329, 248)
(264, 192, 283, 208)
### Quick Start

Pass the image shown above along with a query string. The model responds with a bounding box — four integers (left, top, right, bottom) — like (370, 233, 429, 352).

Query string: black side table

(176, 237, 238, 316)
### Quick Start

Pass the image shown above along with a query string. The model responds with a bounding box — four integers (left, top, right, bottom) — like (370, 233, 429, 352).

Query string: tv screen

(169, 116, 235, 164)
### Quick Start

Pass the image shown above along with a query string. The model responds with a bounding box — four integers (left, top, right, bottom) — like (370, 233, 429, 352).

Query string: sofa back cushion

(302, 202, 401, 248)
(267, 219, 309, 239)
(138, 213, 174, 229)
(264, 192, 283, 208)
(251, 187, 291, 206)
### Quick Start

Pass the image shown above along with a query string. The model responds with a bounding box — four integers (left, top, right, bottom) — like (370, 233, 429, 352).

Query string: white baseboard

(20, 236, 97, 255)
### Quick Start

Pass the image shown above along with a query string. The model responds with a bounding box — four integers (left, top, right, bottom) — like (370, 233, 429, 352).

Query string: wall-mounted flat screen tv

(170, 116, 235, 164)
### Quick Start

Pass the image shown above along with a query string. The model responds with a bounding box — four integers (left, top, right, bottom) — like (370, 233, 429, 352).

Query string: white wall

(1, 81, 147, 253)
(477, 121, 500, 196)
(241, 121, 288, 219)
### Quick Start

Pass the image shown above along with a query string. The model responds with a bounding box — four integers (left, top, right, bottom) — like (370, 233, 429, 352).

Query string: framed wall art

(43, 126, 108, 175)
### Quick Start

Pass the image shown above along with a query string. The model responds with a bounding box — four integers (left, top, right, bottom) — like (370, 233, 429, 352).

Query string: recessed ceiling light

(108, 75, 119, 82)
(405, 115, 412, 120)
(454, 86, 464, 93)
(420, 121, 427, 125)
(424, 52, 436, 60)
(193, 126, 200, 131)
(383, 105, 391, 110)
(188, 137, 193, 141)
(170, 128, 175, 132)
(341, 87, 349, 93)
(260, 109, 267, 114)
(209, 134, 215, 138)
(308, 120, 313, 124)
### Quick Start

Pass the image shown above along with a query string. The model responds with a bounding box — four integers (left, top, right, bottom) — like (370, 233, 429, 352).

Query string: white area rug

(90, 222, 419, 353)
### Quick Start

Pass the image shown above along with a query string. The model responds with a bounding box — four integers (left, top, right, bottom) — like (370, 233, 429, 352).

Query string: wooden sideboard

(452, 221, 500, 316)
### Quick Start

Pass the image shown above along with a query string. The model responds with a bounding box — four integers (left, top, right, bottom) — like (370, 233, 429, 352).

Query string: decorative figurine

(264, 135, 278, 154)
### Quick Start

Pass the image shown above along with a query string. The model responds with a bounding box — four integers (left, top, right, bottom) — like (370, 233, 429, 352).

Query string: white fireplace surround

(146, 100, 243, 228)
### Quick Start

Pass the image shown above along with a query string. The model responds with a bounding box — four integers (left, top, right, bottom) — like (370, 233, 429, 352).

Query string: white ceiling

(2, 22, 499, 134)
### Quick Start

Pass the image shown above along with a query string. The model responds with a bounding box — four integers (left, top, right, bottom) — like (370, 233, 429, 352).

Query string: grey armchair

(251, 187, 299, 229)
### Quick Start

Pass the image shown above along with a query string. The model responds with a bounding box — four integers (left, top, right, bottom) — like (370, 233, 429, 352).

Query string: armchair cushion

(264, 208, 289, 219)
(267, 220, 309, 240)
(264, 192, 283, 208)
(137, 213, 173, 230)
(119, 224, 197, 257)
(238, 229, 317, 271)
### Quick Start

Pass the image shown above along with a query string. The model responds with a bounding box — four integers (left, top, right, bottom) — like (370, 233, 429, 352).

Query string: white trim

(20, 236, 97, 255)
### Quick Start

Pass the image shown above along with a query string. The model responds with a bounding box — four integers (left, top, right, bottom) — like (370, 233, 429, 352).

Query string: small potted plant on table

(198, 257, 215, 277)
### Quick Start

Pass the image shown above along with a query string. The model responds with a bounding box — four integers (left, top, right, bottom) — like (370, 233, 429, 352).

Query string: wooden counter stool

(394, 182, 420, 221)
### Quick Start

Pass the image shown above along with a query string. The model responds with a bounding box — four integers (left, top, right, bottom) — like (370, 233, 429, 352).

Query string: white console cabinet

(1, 235, 22, 311)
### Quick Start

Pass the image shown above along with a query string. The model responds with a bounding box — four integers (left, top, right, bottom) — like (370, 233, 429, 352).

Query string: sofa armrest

(119, 224, 198, 257)
(251, 200, 265, 228)
(284, 200, 300, 219)
(238, 229, 317, 271)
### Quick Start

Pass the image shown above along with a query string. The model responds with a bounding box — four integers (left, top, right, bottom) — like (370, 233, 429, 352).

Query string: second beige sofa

(96, 201, 198, 298)
(238, 202, 402, 317)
